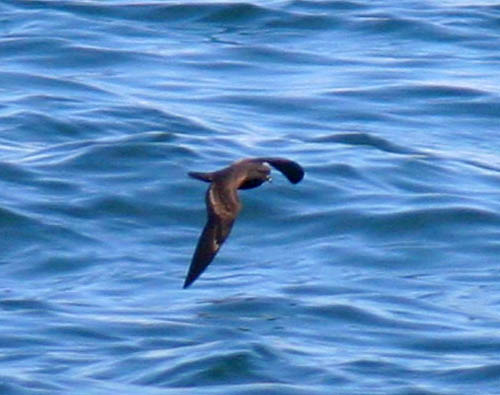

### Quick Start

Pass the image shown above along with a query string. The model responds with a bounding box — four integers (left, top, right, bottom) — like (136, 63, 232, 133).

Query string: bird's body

(184, 157, 304, 288)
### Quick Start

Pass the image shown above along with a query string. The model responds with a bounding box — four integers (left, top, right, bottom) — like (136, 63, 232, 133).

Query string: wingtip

(262, 158, 304, 184)
(289, 165, 304, 184)
(183, 275, 195, 289)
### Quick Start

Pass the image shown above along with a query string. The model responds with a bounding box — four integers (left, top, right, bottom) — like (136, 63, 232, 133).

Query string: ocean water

(1, 0, 500, 394)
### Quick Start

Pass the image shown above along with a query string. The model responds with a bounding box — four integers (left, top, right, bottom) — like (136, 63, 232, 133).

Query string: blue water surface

(1, 0, 500, 394)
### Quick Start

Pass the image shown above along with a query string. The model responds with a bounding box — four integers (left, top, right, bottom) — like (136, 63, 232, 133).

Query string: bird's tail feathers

(188, 171, 213, 183)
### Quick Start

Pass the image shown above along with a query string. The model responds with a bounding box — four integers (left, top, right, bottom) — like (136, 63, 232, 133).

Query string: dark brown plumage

(184, 157, 304, 288)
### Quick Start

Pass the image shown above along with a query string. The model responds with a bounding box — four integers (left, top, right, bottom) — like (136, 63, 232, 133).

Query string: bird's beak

(266, 175, 272, 183)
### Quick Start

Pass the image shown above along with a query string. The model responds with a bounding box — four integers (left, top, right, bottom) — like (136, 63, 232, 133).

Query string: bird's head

(238, 162, 272, 190)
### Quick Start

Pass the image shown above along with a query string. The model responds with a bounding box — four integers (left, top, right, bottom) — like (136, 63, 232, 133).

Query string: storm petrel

(183, 157, 304, 288)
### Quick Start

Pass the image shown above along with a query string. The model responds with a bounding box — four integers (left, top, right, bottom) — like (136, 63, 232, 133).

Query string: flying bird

(184, 157, 304, 288)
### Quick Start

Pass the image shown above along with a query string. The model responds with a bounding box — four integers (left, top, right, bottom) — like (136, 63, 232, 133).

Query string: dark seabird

(184, 157, 304, 288)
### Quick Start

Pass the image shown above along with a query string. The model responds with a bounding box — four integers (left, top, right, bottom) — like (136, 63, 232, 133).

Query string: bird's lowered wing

(183, 185, 237, 288)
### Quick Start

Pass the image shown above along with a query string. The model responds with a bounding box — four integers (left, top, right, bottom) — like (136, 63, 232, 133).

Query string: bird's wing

(183, 183, 238, 288)
(250, 157, 304, 184)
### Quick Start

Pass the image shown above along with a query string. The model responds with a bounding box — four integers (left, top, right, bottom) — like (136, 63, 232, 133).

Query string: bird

(183, 157, 304, 288)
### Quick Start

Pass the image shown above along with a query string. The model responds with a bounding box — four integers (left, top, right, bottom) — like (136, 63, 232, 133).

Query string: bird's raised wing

(251, 157, 304, 184)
